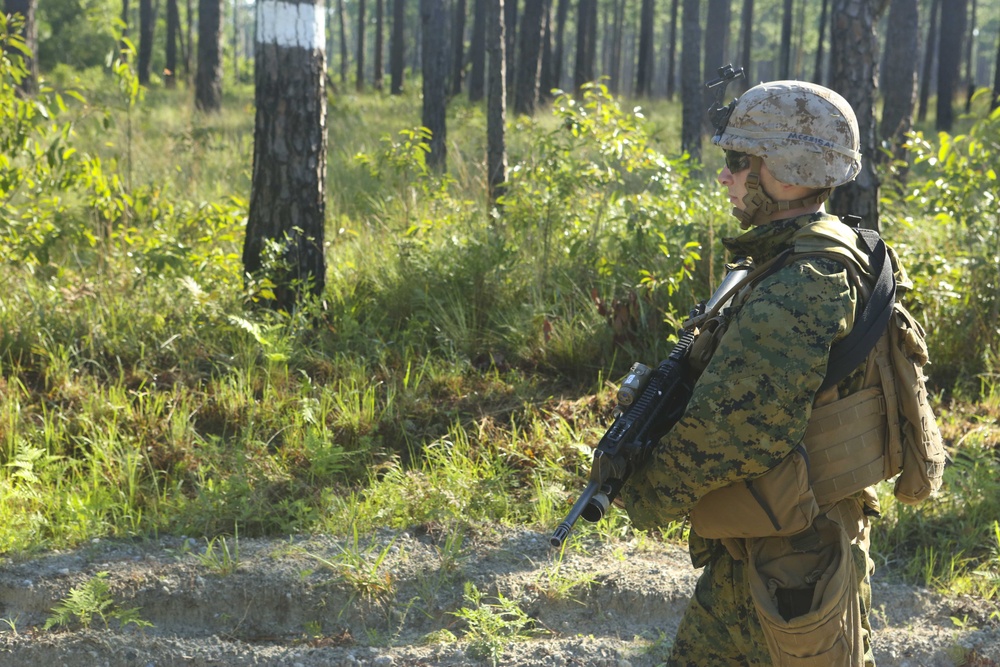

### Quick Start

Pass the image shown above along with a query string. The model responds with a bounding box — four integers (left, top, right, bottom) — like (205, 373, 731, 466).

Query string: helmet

(713, 80, 862, 189)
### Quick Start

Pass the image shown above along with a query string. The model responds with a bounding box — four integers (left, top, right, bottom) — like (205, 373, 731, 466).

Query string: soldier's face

(718, 155, 751, 210)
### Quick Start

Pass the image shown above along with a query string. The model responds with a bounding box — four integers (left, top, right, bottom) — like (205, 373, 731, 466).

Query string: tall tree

(468, 0, 486, 101)
(703, 0, 731, 129)
(812, 0, 828, 84)
(165, 0, 179, 88)
(513, 0, 545, 115)
(917, 0, 939, 123)
(487, 0, 508, 202)
(374, 0, 385, 90)
(737, 0, 753, 91)
(879, 0, 919, 165)
(680, 0, 702, 163)
(636, 0, 655, 96)
(451, 0, 467, 95)
(666, 0, 679, 98)
(962, 0, 975, 112)
(551, 0, 569, 90)
(3, 0, 38, 94)
(828, 0, 884, 229)
(608, 0, 625, 93)
(935, 0, 967, 131)
(778, 0, 793, 79)
(421, 0, 449, 171)
(390, 0, 405, 93)
(195, 0, 224, 111)
(504, 0, 517, 104)
(573, 0, 597, 91)
(245, 0, 328, 312)
(138, 0, 155, 85)
(356, 0, 366, 90)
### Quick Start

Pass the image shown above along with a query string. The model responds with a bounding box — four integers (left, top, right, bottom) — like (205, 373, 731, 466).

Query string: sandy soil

(0, 527, 997, 666)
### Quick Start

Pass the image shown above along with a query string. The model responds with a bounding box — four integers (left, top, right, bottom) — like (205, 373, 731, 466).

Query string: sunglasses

(725, 150, 751, 173)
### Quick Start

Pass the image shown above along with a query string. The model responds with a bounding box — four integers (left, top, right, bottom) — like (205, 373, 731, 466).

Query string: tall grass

(0, 43, 998, 603)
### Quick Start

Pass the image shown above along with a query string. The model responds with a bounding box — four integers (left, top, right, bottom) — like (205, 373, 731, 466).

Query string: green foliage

(451, 582, 543, 666)
(44, 571, 151, 631)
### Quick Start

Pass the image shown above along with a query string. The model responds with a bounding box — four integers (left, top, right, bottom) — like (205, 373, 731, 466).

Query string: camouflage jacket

(622, 212, 865, 531)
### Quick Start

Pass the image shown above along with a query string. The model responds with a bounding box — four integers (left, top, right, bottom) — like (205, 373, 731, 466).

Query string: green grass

(1, 56, 999, 609)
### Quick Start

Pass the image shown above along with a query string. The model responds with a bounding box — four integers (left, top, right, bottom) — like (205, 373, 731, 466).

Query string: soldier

(622, 80, 885, 666)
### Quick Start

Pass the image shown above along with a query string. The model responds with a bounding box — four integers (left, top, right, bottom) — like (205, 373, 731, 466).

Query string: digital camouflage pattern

(622, 212, 862, 528)
(713, 81, 862, 189)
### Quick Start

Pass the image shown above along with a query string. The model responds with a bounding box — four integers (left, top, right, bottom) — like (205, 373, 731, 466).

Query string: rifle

(549, 261, 753, 548)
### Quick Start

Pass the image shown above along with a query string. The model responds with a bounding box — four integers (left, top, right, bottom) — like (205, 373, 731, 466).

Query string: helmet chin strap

(733, 156, 832, 229)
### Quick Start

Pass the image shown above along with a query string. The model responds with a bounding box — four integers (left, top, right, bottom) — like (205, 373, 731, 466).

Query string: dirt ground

(0, 527, 998, 667)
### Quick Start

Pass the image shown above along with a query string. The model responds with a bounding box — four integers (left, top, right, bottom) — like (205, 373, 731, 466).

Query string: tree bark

(680, 0, 702, 163)
(421, 0, 449, 171)
(451, 0, 467, 95)
(390, 0, 406, 93)
(245, 0, 328, 312)
(917, 0, 939, 123)
(4, 0, 38, 94)
(356, 0, 366, 91)
(551, 0, 569, 90)
(374, 0, 385, 90)
(487, 0, 508, 203)
(812, 0, 827, 84)
(737, 0, 753, 92)
(513, 0, 545, 115)
(636, 0, 655, 97)
(608, 0, 624, 94)
(666, 0, 679, 99)
(338, 0, 349, 84)
(166, 0, 179, 88)
(504, 0, 517, 105)
(828, 0, 883, 230)
(779, 0, 793, 79)
(138, 0, 155, 85)
(879, 0, 918, 164)
(573, 0, 596, 92)
(703, 0, 731, 131)
(468, 0, 487, 101)
(195, 0, 224, 111)
(935, 0, 967, 131)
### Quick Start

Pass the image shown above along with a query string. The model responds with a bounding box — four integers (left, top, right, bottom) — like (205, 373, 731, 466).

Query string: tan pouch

(690, 445, 819, 539)
(748, 517, 864, 666)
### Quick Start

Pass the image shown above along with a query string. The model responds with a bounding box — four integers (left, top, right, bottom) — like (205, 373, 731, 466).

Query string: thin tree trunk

(779, 0, 793, 79)
(665, 0, 679, 99)
(374, 0, 384, 90)
(356, 0, 366, 91)
(680, 0, 702, 163)
(421, 0, 449, 171)
(936, 0, 967, 131)
(703, 0, 731, 130)
(879, 0, 918, 165)
(391, 0, 406, 93)
(245, 0, 328, 312)
(608, 0, 624, 94)
(738, 0, 753, 92)
(138, 0, 155, 84)
(451, 0, 467, 95)
(504, 0, 517, 105)
(166, 0, 179, 87)
(813, 0, 827, 84)
(468, 0, 487, 101)
(487, 0, 508, 202)
(195, 0, 224, 111)
(338, 0, 348, 84)
(636, 0, 655, 97)
(963, 0, 976, 113)
(573, 0, 596, 92)
(185, 0, 193, 76)
(917, 0, 939, 123)
(552, 0, 569, 89)
(513, 0, 545, 115)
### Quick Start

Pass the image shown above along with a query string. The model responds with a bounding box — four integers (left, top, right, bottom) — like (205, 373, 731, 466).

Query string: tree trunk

(703, 0, 731, 131)
(195, 0, 224, 111)
(573, 0, 596, 92)
(421, 0, 449, 171)
(451, 0, 467, 95)
(245, 0, 328, 312)
(4, 0, 38, 94)
(778, 0, 793, 79)
(468, 0, 487, 101)
(513, 0, 545, 115)
(680, 0, 701, 163)
(917, 0, 939, 123)
(487, 0, 508, 203)
(391, 0, 405, 93)
(166, 0, 179, 88)
(737, 0, 753, 92)
(183, 0, 192, 77)
(374, 0, 385, 90)
(666, 0, 678, 99)
(608, 0, 624, 94)
(538, 1, 554, 100)
(813, 0, 827, 84)
(935, 0, 967, 131)
(963, 0, 975, 113)
(636, 0, 655, 97)
(552, 0, 569, 89)
(338, 0, 348, 84)
(356, 0, 366, 90)
(828, 0, 882, 230)
(504, 0, 517, 105)
(138, 0, 155, 85)
(879, 0, 918, 164)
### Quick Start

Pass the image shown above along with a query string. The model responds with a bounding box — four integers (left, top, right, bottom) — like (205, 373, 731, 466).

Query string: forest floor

(1, 527, 998, 666)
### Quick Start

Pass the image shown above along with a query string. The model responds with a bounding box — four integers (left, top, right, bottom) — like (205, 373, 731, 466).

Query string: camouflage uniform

(622, 212, 876, 666)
